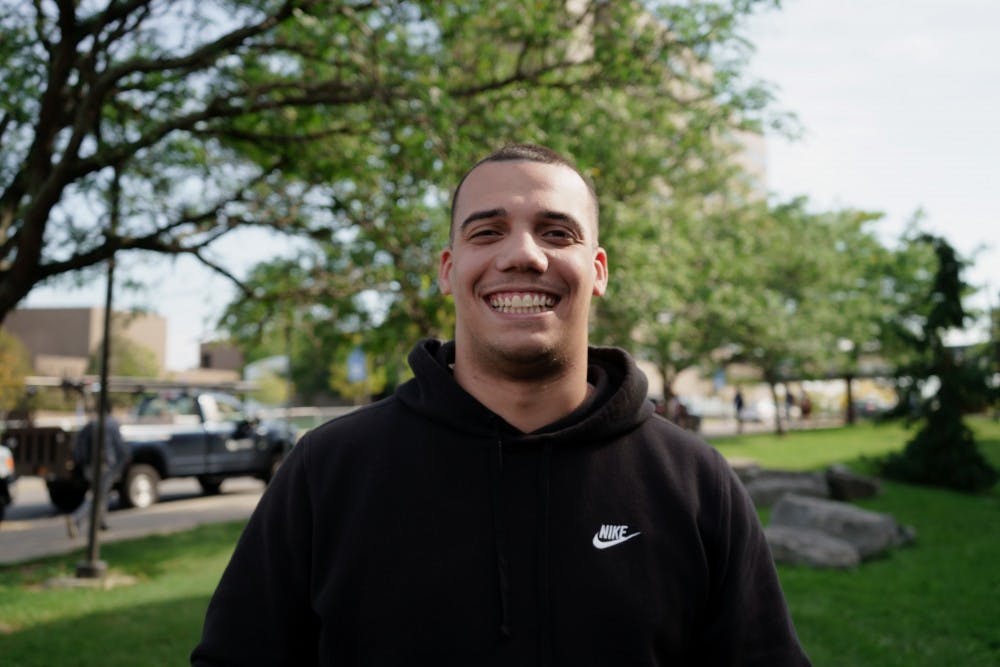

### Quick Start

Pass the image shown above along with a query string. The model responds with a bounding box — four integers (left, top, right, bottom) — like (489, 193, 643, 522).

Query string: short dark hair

(448, 143, 599, 242)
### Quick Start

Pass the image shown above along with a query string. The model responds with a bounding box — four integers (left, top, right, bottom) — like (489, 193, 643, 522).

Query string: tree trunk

(845, 374, 856, 425)
(769, 380, 785, 435)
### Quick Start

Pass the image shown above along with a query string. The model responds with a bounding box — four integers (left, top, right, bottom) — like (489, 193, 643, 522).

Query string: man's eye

(543, 228, 575, 242)
(468, 228, 501, 239)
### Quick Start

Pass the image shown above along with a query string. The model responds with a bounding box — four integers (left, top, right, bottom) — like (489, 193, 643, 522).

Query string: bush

(881, 416, 998, 493)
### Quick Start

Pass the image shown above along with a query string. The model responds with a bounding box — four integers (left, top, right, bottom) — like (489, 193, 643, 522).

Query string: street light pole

(76, 167, 120, 579)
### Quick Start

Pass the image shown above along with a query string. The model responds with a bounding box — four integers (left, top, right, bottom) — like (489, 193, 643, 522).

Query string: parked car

(5, 390, 296, 512)
(119, 391, 296, 508)
(0, 443, 15, 524)
(851, 397, 896, 419)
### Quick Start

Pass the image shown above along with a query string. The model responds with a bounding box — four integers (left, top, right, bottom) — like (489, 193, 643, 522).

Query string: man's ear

(438, 247, 454, 295)
(592, 246, 609, 297)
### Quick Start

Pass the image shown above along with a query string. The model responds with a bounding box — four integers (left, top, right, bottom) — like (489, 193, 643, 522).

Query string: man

(192, 144, 810, 665)
(734, 388, 746, 434)
(66, 404, 128, 538)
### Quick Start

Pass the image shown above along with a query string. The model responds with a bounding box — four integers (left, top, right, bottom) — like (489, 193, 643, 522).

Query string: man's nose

(496, 231, 548, 272)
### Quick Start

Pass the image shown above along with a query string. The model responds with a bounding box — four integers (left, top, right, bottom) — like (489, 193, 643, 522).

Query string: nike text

(592, 524, 641, 549)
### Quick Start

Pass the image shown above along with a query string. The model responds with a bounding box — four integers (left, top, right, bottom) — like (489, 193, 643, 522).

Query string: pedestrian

(800, 391, 813, 420)
(66, 403, 128, 538)
(734, 388, 745, 433)
(192, 143, 810, 665)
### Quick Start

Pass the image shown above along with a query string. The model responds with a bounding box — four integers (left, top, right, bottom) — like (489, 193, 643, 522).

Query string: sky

(743, 0, 999, 308)
(25, 0, 1000, 370)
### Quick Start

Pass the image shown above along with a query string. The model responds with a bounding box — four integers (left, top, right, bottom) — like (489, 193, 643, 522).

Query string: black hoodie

(192, 340, 810, 666)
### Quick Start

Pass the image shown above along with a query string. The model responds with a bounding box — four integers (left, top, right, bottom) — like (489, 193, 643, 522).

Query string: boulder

(765, 525, 860, 569)
(743, 470, 830, 508)
(825, 464, 881, 501)
(727, 457, 761, 484)
(770, 494, 914, 559)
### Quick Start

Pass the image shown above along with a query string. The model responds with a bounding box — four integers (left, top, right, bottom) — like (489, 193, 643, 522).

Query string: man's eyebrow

(539, 210, 585, 235)
(459, 208, 507, 230)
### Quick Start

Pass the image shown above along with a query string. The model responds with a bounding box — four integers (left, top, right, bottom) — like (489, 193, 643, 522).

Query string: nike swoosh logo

(592, 531, 642, 549)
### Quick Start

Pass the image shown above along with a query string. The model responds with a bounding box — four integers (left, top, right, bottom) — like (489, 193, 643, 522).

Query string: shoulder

(623, 415, 745, 515)
(292, 395, 413, 465)
(303, 395, 407, 440)
(636, 414, 731, 474)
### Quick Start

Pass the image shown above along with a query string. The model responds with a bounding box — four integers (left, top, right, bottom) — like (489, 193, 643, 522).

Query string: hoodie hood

(396, 338, 654, 443)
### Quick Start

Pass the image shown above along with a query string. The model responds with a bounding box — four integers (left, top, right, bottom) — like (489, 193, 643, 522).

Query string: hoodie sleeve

(191, 436, 319, 666)
(695, 451, 812, 666)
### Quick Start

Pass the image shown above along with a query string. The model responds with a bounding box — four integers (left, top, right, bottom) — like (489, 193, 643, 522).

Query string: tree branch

(98, 0, 305, 82)
(188, 248, 253, 298)
(194, 123, 356, 145)
(77, 0, 153, 39)
(69, 78, 377, 181)
(31, 0, 54, 54)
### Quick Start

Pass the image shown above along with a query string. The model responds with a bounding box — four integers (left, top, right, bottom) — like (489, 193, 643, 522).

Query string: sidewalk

(0, 478, 262, 566)
(699, 415, 843, 438)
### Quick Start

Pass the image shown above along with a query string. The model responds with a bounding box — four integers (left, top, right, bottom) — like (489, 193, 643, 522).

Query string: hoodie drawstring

(489, 437, 512, 639)
(538, 441, 553, 666)
(489, 435, 554, 659)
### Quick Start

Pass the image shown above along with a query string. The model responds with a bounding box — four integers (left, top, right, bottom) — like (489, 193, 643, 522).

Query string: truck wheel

(197, 475, 224, 495)
(47, 479, 87, 513)
(122, 464, 160, 509)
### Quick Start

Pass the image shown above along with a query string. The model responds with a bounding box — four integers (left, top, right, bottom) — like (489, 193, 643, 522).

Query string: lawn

(0, 523, 245, 666)
(0, 418, 997, 666)
(712, 417, 1000, 666)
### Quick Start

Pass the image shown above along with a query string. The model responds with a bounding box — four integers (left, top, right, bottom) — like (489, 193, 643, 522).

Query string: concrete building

(199, 341, 244, 373)
(2, 307, 167, 377)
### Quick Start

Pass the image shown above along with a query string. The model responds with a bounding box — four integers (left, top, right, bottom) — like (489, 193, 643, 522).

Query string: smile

(487, 291, 558, 314)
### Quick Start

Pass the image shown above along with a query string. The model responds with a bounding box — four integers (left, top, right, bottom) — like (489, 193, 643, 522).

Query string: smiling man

(441, 149, 607, 432)
(192, 144, 810, 666)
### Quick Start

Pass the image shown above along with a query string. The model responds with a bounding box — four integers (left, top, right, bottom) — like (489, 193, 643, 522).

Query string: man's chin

(485, 341, 567, 380)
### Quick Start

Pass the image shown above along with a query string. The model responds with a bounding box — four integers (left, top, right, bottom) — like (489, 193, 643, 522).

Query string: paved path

(0, 477, 263, 566)
(699, 416, 843, 438)
(1, 416, 843, 566)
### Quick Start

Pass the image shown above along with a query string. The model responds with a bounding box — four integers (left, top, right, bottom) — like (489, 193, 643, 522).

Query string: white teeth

(489, 292, 556, 313)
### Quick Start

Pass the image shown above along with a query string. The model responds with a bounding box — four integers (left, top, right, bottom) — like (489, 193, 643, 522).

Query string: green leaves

(3, 1, 817, 405)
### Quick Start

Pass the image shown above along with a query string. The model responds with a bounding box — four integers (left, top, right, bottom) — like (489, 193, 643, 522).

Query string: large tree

(214, 1, 781, 394)
(591, 157, 760, 399)
(817, 215, 937, 423)
(1, 0, 777, 330)
(703, 198, 880, 433)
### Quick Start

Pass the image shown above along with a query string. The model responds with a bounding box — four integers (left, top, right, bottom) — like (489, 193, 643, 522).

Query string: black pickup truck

(4, 391, 296, 512)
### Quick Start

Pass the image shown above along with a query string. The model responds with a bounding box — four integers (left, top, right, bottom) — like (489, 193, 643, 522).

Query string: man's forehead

(454, 160, 597, 228)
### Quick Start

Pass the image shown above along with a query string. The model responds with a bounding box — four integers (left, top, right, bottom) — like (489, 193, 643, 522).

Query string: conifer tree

(881, 235, 997, 493)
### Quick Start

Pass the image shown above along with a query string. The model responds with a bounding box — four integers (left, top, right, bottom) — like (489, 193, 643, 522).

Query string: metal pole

(285, 318, 293, 431)
(77, 168, 119, 579)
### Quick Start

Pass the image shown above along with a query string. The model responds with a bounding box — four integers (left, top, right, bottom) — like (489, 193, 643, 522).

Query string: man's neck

(452, 355, 592, 433)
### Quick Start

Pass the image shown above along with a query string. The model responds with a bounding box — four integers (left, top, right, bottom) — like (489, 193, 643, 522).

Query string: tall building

(2, 307, 167, 377)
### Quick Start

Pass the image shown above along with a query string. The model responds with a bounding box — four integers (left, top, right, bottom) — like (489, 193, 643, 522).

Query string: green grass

(713, 417, 1000, 666)
(709, 419, 916, 471)
(1, 418, 998, 666)
(0, 522, 246, 667)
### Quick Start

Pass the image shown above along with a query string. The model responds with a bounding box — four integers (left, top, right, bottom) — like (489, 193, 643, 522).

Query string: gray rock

(765, 525, 861, 569)
(770, 494, 914, 559)
(727, 457, 761, 484)
(743, 470, 830, 508)
(826, 464, 881, 501)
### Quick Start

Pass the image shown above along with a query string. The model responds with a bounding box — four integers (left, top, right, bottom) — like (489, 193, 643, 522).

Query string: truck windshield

(136, 394, 198, 419)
